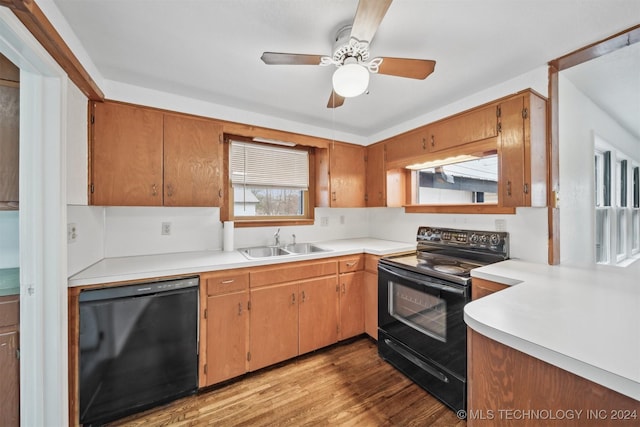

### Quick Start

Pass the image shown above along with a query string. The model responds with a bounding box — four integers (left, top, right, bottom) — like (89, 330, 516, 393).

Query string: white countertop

(68, 238, 415, 287)
(465, 259, 640, 401)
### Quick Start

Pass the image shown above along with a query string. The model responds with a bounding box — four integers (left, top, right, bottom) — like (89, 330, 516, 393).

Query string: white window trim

(594, 135, 640, 266)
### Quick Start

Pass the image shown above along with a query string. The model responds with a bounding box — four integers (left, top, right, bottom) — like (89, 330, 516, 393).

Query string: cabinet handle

(507, 181, 512, 196)
(331, 191, 337, 201)
(291, 293, 296, 305)
(422, 137, 426, 150)
(301, 290, 306, 302)
(345, 261, 357, 267)
(524, 183, 529, 194)
(152, 184, 158, 196)
(167, 183, 173, 197)
(218, 189, 223, 198)
(430, 135, 435, 147)
(221, 279, 235, 284)
(342, 283, 346, 294)
(238, 302, 242, 316)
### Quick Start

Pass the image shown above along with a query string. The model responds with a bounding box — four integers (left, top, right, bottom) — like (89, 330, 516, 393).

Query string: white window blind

(230, 141, 309, 189)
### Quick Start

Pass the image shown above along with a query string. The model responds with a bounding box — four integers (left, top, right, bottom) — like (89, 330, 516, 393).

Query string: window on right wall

(594, 138, 640, 266)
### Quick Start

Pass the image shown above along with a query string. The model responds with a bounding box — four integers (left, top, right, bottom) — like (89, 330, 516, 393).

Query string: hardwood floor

(107, 337, 465, 427)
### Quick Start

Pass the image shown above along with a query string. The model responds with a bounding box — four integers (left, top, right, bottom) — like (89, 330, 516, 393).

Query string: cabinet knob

(218, 189, 223, 198)
(524, 183, 529, 194)
(507, 181, 512, 196)
(167, 184, 173, 197)
(331, 191, 337, 201)
(301, 290, 306, 302)
(422, 137, 426, 150)
(238, 302, 242, 316)
(291, 293, 296, 305)
(152, 184, 158, 196)
(431, 135, 435, 147)
(342, 283, 346, 294)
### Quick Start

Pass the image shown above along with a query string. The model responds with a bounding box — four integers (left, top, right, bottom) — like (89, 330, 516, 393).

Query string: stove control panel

(417, 226, 508, 254)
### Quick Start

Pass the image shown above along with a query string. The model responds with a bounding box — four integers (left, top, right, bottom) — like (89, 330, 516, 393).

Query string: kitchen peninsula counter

(68, 238, 415, 287)
(465, 259, 640, 401)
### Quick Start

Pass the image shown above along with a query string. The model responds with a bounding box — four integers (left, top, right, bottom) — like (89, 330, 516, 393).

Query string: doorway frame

(0, 7, 69, 426)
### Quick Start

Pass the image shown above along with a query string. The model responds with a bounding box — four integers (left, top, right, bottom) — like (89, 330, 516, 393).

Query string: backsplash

(67, 204, 548, 276)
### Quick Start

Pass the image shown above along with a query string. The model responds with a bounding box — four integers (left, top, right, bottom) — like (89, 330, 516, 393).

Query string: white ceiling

(562, 40, 640, 141)
(52, 0, 640, 140)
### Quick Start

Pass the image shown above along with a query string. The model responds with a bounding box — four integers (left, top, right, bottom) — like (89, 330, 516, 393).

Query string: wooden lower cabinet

(299, 277, 339, 355)
(363, 254, 380, 340)
(471, 277, 509, 300)
(338, 271, 364, 340)
(205, 291, 249, 385)
(249, 283, 299, 371)
(0, 294, 19, 427)
(468, 330, 639, 427)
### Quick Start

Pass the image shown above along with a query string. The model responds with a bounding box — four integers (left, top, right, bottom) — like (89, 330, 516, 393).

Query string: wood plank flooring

(108, 337, 466, 427)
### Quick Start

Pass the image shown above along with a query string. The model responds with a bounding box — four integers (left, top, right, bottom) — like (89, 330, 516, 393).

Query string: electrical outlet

(67, 223, 78, 243)
(495, 219, 506, 232)
(320, 217, 329, 227)
(161, 222, 172, 235)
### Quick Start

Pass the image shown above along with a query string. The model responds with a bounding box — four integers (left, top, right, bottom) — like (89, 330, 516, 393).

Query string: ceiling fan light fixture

(332, 62, 370, 98)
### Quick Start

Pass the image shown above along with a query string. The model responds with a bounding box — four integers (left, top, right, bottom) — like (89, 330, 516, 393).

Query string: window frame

(594, 136, 639, 266)
(222, 135, 316, 227)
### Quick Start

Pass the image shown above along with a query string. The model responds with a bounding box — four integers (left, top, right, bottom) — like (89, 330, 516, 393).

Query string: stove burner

(433, 265, 467, 275)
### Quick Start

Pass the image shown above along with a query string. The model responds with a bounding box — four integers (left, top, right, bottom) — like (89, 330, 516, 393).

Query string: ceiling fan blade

(261, 52, 324, 65)
(350, 0, 393, 44)
(377, 58, 436, 79)
(327, 90, 345, 108)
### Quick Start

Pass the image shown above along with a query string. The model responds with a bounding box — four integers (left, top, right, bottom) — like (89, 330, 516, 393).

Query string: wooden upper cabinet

(329, 143, 366, 207)
(384, 127, 429, 165)
(0, 54, 19, 208)
(429, 103, 498, 152)
(91, 101, 223, 207)
(499, 91, 547, 207)
(365, 142, 386, 207)
(163, 114, 223, 207)
(91, 102, 163, 206)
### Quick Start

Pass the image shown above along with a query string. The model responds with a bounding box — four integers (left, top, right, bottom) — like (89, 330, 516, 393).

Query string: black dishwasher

(78, 276, 199, 426)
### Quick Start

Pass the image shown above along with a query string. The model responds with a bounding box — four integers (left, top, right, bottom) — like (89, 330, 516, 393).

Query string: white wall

(559, 75, 640, 266)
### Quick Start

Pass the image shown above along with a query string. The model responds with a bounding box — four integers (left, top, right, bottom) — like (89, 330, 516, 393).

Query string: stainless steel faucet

(274, 228, 280, 246)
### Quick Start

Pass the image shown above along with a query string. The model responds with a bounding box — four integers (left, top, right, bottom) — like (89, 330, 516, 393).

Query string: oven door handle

(378, 264, 466, 296)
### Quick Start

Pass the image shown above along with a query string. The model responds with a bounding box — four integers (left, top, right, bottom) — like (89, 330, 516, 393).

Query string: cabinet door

(385, 128, 429, 165)
(0, 82, 19, 205)
(429, 104, 498, 152)
(330, 143, 366, 207)
(339, 271, 364, 340)
(163, 114, 223, 207)
(299, 277, 339, 354)
(499, 95, 527, 207)
(205, 291, 249, 385)
(365, 143, 386, 207)
(91, 102, 164, 206)
(0, 331, 19, 427)
(363, 269, 378, 340)
(249, 283, 298, 371)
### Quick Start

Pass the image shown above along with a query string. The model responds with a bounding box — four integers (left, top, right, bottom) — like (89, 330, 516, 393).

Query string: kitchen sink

(283, 243, 331, 254)
(239, 243, 332, 259)
(240, 246, 290, 258)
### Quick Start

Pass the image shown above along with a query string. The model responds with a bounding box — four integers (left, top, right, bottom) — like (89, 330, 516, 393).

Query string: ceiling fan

(260, 0, 436, 108)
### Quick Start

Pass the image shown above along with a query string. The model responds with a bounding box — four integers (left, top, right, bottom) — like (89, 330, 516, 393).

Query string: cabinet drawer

(339, 256, 364, 273)
(0, 296, 19, 329)
(203, 271, 249, 296)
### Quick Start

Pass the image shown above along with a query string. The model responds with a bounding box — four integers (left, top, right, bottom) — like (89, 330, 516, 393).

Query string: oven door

(378, 262, 469, 378)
